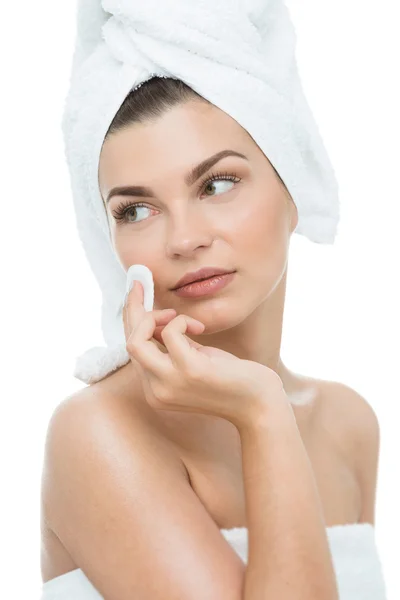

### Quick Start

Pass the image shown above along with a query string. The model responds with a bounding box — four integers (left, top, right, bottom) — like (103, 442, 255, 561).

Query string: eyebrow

(105, 149, 248, 204)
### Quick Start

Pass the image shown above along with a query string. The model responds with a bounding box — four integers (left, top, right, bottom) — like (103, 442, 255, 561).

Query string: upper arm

(42, 393, 245, 600)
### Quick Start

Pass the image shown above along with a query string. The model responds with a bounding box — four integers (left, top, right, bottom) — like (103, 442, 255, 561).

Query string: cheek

(229, 193, 290, 301)
(112, 232, 165, 306)
(112, 233, 138, 269)
(228, 193, 289, 260)
(112, 218, 156, 261)
(112, 231, 159, 275)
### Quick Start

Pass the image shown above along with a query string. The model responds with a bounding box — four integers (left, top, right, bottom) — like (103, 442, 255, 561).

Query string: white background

(1, 1, 399, 598)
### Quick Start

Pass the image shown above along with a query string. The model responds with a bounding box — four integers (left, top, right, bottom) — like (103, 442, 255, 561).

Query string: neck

(187, 266, 318, 412)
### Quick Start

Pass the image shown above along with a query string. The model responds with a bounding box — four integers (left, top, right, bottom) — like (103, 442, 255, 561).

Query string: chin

(190, 302, 247, 335)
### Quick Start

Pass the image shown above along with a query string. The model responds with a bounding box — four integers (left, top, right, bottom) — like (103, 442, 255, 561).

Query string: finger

(153, 324, 169, 347)
(127, 311, 174, 376)
(154, 323, 204, 350)
(122, 286, 141, 341)
(123, 279, 176, 340)
(123, 302, 131, 341)
(123, 303, 175, 343)
(124, 280, 146, 337)
(161, 314, 205, 371)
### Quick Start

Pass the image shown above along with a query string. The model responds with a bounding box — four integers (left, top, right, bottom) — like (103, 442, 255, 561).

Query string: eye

(112, 202, 153, 224)
(111, 170, 242, 224)
(197, 171, 241, 197)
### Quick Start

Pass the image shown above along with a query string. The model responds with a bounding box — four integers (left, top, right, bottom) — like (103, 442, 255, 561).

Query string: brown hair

(104, 76, 207, 140)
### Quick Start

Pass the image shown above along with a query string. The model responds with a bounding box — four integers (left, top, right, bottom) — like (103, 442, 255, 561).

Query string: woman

(39, 76, 386, 600)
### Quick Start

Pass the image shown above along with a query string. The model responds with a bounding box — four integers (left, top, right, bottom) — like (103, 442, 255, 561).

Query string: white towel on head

(62, 0, 340, 385)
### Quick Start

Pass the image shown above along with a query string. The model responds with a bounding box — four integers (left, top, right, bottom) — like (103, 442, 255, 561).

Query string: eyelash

(112, 170, 242, 224)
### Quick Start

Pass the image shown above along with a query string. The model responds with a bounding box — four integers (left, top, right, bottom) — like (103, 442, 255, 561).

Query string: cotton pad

(124, 264, 155, 313)
(73, 265, 155, 384)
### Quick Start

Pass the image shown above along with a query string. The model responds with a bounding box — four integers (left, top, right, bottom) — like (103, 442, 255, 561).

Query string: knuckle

(161, 313, 187, 336)
(161, 314, 177, 331)
(171, 313, 186, 326)
(160, 326, 169, 340)
(153, 384, 172, 404)
(126, 337, 139, 355)
(178, 314, 189, 325)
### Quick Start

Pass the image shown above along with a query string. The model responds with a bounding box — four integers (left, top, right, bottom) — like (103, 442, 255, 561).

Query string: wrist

(237, 391, 296, 436)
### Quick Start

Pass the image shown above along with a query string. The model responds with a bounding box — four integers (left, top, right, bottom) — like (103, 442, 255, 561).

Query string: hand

(122, 281, 287, 429)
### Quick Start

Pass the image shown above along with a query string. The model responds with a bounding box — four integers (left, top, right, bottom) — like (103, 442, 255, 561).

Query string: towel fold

(62, 0, 340, 384)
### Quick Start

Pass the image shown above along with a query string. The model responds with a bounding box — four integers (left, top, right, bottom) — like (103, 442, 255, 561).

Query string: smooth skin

(122, 279, 285, 425)
(41, 99, 381, 597)
(123, 280, 340, 598)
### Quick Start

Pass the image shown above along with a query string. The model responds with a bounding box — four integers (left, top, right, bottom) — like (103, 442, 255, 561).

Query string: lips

(173, 271, 236, 298)
(172, 267, 235, 290)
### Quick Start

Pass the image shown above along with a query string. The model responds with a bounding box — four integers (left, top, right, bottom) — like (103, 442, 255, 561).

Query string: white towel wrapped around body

(39, 524, 387, 599)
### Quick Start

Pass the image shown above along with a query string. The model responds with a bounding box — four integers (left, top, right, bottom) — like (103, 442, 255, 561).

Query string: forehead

(98, 100, 255, 191)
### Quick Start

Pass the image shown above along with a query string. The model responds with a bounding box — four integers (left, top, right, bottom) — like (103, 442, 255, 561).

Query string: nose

(165, 205, 214, 258)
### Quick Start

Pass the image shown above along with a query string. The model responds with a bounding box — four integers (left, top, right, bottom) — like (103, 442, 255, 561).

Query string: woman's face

(98, 99, 298, 329)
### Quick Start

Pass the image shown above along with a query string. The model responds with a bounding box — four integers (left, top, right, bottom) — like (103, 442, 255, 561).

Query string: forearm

(237, 397, 339, 600)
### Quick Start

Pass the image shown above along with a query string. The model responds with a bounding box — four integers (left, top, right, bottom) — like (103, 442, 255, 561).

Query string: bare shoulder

(42, 379, 189, 496)
(41, 375, 190, 549)
(316, 379, 381, 524)
(316, 379, 380, 455)
(41, 379, 245, 597)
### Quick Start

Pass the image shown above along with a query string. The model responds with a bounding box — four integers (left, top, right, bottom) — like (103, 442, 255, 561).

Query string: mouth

(176, 274, 226, 289)
(172, 267, 236, 291)
(172, 271, 236, 298)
